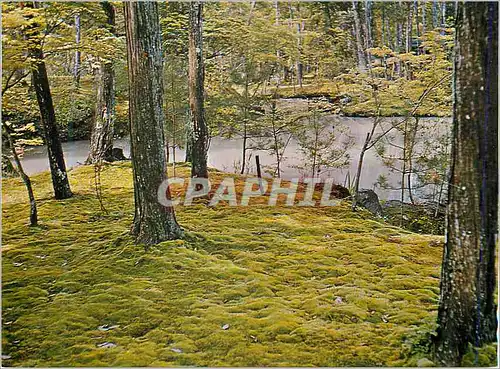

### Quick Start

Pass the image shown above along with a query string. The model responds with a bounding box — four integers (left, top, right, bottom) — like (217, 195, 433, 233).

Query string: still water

(16, 116, 450, 201)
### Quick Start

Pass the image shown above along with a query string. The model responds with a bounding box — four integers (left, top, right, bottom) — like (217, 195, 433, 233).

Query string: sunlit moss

(2, 163, 493, 366)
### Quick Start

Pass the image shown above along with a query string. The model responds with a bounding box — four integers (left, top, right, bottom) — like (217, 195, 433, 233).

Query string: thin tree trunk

(240, 71, 249, 175)
(188, 1, 209, 179)
(414, 0, 420, 54)
(87, 2, 116, 164)
(364, 0, 372, 49)
(434, 2, 498, 365)
(432, 0, 438, 28)
(406, 117, 419, 205)
(421, 1, 426, 34)
(296, 21, 303, 88)
(26, 9, 73, 200)
(74, 14, 81, 87)
(352, 1, 367, 72)
(240, 119, 247, 175)
(381, 4, 386, 46)
(406, 2, 413, 53)
(3, 126, 38, 226)
(352, 132, 369, 211)
(124, 1, 182, 244)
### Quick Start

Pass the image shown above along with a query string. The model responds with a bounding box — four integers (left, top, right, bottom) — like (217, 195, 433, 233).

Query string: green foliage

(2, 2, 125, 143)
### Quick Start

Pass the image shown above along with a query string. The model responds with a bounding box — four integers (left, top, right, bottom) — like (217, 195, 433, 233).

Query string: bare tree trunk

(352, 1, 367, 72)
(421, 1, 426, 34)
(432, 0, 438, 28)
(26, 8, 73, 200)
(406, 1, 413, 53)
(74, 14, 81, 87)
(3, 126, 38, 226)
(188, 1, 209, 179)
(434, 2, 498, 365)
(124, 1, 182, 244)
(406, 117, 419, 205)
(414, 0, 420, 54)
(87, 2, 116, 164)
(296, 21, 304, 88)
(352, 132, 369, 210)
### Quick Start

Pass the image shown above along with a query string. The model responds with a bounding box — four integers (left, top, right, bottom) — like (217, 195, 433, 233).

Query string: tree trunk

(124, 1, 182, 244)
(352, 1, 367, 72)
(352, 132, 369, 211)
(434, 2, 498, 366)
(364, 0, 372, 49)
(406, 2, 413, 53)
(27, 14, 73, 200)
(432, 0, 438, 29)
(74, 14, 81, 87)
(421, 1, 426, 34)
(296, 21, 304, 88)
(414, 0, 420, 54)
(188, 1, 209, 179)
(87, 2, 116, 164)
(3, 126, 38, 226)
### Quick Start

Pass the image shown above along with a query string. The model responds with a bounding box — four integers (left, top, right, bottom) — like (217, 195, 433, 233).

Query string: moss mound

(3, 163, 451, 366)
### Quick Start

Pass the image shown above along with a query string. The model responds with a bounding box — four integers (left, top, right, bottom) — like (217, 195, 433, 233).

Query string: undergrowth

(0, 162, 475, 366)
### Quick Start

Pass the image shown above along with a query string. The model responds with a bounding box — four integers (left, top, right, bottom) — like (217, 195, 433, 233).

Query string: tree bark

(3, 126, 38, 226)
(74, 14, 81, 87)
(406, 1, 413, 53)
(434, 2, 498, 366)
(421, 1, 426, 34)
(27, 11, 73, 200)
(188, 1, 209, 179)
(124, 1, 182, 244)
(352, 1, 367, 72)
(87, 2, 116, 164)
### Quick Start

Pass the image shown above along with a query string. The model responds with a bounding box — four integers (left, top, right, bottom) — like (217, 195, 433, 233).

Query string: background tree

(2, 123, 38, 226)
(433, 2, 497, 365)
(187, 1, 209, 179)
(124, 1, 182, 244)
(86, 1, 116, 164)
(25, 3, 73, 200)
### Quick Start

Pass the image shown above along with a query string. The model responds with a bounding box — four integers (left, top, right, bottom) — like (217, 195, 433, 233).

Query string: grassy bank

(2, 163, 494, 366)
(274, 80, 452, 118)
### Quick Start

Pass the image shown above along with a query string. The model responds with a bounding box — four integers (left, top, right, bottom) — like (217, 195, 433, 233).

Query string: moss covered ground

(274, 80, 452, 117)
(1, 163, 495, 366)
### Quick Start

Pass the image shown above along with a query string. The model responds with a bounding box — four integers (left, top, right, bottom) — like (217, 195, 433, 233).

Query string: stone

(417, 358, 435, 367)
(356, 189, 383, 216)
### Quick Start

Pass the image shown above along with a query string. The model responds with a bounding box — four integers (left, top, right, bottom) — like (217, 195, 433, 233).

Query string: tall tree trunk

(352, 1, 367, 72)
(432, 0, 438, 28)
(434, 2, 498, 366)
(421, 1, 426, 34)
(74, 14, 81, 87)
(188, 1, 209, 179)
(381, 4, 386, 46)
(296, 20, 304, 88)
(124, 1, 182, 244)
(87, 2, 116, 164)
(414, 0, 420, 54)
(364, 0, 372, 49)
(406, 2, 413, 53)
(27, 10, 73, 200)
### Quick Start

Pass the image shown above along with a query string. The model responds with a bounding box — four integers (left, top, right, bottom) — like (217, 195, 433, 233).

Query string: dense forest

(1, 1, 498, 367)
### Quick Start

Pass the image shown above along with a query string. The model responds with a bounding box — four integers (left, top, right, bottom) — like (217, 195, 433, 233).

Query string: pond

(16, 115, 451, 201)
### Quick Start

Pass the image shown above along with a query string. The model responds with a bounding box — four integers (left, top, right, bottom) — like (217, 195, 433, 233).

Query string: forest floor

(2, 163, 495, 366)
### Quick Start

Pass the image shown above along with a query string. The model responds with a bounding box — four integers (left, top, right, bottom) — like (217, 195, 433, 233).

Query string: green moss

(2, 163, 494, 366)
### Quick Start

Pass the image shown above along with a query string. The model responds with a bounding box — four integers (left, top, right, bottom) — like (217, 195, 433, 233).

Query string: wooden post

(255, 155, 265, 194)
